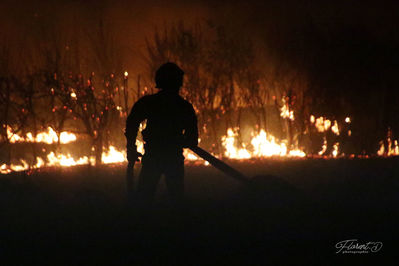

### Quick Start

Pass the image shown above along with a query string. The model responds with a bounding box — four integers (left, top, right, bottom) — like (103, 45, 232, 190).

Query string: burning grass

(3, 122, 399, 175)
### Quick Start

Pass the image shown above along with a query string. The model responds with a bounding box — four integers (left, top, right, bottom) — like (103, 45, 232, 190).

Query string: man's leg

(136, 156, 162, 212)
(164, 158, 185, 212)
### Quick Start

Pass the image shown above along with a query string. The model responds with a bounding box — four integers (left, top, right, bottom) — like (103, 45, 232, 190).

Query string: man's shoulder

(135, 94, 156, 106)
(138, 94, 155, 101)
(179, 96, 195, 110)
(143, 91, 195, 111)
(178, 95, 190, 104)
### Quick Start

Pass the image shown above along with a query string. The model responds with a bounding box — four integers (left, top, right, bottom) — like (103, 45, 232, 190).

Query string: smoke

(1, 0, 397, 72)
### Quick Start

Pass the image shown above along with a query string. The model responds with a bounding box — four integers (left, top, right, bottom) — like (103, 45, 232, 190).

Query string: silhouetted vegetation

(1, 17, 399, 166)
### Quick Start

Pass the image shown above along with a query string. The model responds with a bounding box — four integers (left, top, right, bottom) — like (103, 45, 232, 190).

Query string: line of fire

(1, 21, 398, 174)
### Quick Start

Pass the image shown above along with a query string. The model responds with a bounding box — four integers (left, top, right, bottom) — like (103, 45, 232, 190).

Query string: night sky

(1, 0, 398, 76)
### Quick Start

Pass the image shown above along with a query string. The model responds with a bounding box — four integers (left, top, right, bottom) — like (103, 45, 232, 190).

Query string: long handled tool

(190, 146, 250, 184)
(126, 160, 135, 203)
(126, 151, 143, 204)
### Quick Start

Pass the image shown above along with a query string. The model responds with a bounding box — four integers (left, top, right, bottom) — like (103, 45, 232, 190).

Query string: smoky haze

(1, 0, 397, 74)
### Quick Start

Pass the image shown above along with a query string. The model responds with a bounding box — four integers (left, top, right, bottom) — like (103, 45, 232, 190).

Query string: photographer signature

(335, 239, 383, 254)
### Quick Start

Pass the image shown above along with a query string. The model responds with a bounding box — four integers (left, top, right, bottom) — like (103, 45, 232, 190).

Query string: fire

(102, 146, 126, 164)
(47, 152, 93, 167)
(318, 138, 327, 156)
(222, 128, 251, 159)
(183, 149, 209, 165)
(280, 98, 294, 121)
(315, 117, 331, 132)
(0, 160, 29, 174)
(378, 138, 399, 156)
(331, 121, 339, 135)
(312, 116, 341, 136)
(221, 128, 306, 159)
(7, 126, 76, 144)
(332, 143, 339, 158)
(1, 112, 397, 174)
(0, 145, 126, 174)
(70, 91, 77, 99)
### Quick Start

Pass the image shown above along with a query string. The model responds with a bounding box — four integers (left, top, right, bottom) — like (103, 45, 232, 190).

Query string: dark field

(1, 158, 398, 265)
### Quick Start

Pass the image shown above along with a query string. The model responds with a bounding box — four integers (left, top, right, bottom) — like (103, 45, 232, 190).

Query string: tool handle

(126, 161, 135, 201)
(190, 146, 249, 184)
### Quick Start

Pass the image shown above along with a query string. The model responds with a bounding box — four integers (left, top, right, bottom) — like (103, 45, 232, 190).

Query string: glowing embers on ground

(7, 126, 76, 144)
(101, 146, 126, 164)
(0, 145, 127, 174)
(1, 160, 30, 174)
(47, 152, 93, 167)
(222, 129, 251, 159)
(221, 128, 306, 159)
(2, 115, 399, 174)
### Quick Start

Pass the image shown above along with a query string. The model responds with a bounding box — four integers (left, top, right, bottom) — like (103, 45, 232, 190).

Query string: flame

(2, 113, 397, 174)
(101, 146, 126, 164)
(184, 150, 200, 160)
(319, 138, 327, 156)
(0, 160, 29, 174)
(221, 128, 305, 159)
(379, 138, 399, 156)
(0, 145, 126, 174)
(280, 98, 294, 121)
(47, 152, 93, 167)
(221, 128, 251, 159)
(183, 149, 209, 165)
(7, 126, 76, 144)
(377, 141, 385, 156)
(332, 143, 339, 157)
(315, 117, 331, 132)
(313, 116, 342, 136)
(331, 121, 340, 135)
(182, 138, 209, 165)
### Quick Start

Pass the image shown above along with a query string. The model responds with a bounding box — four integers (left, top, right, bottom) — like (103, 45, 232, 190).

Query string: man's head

(155, 62, 184, 92)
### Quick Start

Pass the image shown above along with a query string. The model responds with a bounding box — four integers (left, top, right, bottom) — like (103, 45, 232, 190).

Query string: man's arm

(183, 104, 199, 148)
(125, 97, 147, 160)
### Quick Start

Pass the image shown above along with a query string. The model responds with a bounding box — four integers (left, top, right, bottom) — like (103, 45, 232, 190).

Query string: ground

(1, 158, 398, 265)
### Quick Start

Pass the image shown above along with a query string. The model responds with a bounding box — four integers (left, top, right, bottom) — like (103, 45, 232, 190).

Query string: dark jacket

(125, 90, 198, 155)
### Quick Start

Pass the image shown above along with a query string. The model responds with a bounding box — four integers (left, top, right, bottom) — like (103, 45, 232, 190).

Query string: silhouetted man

(125, 62, 198, 212)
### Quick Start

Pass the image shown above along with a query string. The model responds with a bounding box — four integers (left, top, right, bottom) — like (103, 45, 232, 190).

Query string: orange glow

(313, 116, 341, 136)
(70, 91, 77, 99)
(1, 114, 396, 174)
(221, 128, 306, 158)
(319, 138, 327, 156)
(331, 121, 340, 135)
(7, 126, 76, 144)
(280, 98, 294, 121)
(378, 138, 399, 156)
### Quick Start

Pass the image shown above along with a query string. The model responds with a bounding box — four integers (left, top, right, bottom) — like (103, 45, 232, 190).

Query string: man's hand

(127, 147, 143, 162)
